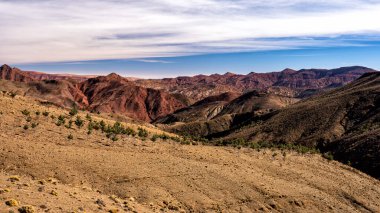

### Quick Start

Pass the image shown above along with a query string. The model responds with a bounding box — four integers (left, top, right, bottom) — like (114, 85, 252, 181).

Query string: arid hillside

(136, 66, 377, 103)
(1, 89, 380, 212)
(157, 91, 299, 138)
(220, 72, 380, 179)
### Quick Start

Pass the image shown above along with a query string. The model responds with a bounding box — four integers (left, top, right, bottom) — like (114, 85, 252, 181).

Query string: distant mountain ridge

(136, 66, 377, 103)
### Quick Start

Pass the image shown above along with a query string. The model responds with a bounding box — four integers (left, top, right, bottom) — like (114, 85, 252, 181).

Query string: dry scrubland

(1, 93, 380, 212)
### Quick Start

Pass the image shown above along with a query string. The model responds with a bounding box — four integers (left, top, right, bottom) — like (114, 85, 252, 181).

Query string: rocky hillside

(0, 92, 379, 212)
(79, 73, 186, 122)
(136, 66, 377, 103)
(220, 72, 380, 178)
(158, 91, 299, 137)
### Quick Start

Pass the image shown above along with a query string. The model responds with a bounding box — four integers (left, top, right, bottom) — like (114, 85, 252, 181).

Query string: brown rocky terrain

(79, 73, 187, 122)
(217, 72, 380, 179)
(157, 91, 299, 138)
(0, 93, 380, 212)
(136, 66, 377, 103)
(0, 64, 187, 122)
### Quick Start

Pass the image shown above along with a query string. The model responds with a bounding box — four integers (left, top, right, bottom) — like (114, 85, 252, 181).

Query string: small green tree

(75, 116, 84, 128)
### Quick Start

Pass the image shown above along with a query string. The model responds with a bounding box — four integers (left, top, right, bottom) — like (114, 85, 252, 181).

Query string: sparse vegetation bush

(42, 111, 49, 117)
(26, 116, 32, 122)
(75, 116, 84, 128)
(111, 135, 119, 141)
(5, 199, 19, 207)
(8, 176, 20, 182)
(138, 127, 148, 138)
(23, 125, 29, 130)
(18, 205, 36, 213)
(31, 122, 38, 128)
(21, 109, 30, 116)
(56, 115, 66, 126)
(68, 134, 73, 140)
(65, 120, 73, 129)
(35, 111, 40, 116)
(151, 133, 180, 142)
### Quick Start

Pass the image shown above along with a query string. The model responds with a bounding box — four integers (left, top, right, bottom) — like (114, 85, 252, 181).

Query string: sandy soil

(1, 93, 380, 212)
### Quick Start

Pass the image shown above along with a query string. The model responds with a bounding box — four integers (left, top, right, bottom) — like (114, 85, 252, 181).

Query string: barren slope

(221, 72, 380, 178)
(0, 93, 380, 212)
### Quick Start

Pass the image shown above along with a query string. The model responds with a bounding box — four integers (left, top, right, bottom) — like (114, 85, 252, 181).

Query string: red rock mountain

(79, 73, 186, 121)
(0, 64, 35, 82)
(136, 66, 377, 103)
(0, 65, 186, 122)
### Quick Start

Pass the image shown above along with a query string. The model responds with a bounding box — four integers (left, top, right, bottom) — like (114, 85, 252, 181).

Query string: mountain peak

(224, 72, 235, 76)
(281, 68, 297, 73)
(1, 64, 12, 70)
(107, 72, 122, 78)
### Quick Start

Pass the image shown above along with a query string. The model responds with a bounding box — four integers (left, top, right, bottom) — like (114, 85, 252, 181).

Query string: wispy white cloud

(135, 59, 174, 64)
(1, 0, 380, 63)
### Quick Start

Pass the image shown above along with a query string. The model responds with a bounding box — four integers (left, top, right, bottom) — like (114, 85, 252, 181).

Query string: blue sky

(1, 0, 380, 78)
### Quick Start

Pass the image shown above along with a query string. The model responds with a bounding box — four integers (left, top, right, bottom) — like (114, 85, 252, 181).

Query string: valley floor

(0, 95, 380, 212)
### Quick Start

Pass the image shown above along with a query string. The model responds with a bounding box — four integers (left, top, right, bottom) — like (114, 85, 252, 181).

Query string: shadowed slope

(223, 72, 380, 178)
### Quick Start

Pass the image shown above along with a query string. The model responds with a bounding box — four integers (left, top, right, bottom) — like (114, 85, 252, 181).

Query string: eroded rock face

(78, 73, 187, 122)
(0, 64, 35, 83)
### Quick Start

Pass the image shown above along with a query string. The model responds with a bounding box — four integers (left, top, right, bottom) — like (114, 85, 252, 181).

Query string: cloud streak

(1, 0, 380, 63)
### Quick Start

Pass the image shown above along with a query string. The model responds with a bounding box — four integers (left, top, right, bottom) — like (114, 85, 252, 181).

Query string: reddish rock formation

(0, 64, 35, 82)
(79, 73, 187, 122)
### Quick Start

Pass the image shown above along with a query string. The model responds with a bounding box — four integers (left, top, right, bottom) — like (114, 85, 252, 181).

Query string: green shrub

(138, 127, 148, 138)
(42, 111, 49, 117)
(26, 116, 32, 122)
(123, 127, 136, 136)
(75, 116, 84, 128)
(111, 135, 119, 141)
(23, 125, 29, 130)
(112, 122, 124, 134)
(31, 123, 38, 128)
(35, 111, 40, 116)
(86, 113, 92, 121)
(67, 134, 73, 140)
(56, 115, 66, 126)
(151, 134, 159, 142)
(21, 109, 30, 116)
(100, 120, 106, 132)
